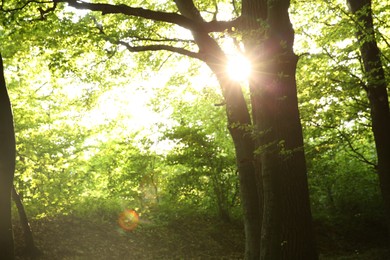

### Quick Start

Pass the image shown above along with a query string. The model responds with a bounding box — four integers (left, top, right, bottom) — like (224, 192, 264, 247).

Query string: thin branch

(91, 16, 203, 60)
(321, 47, 368, 91)
(307, 120, 377, 169)
(212, 0, 218, 20)
(125, 35, 195, 44)
(231, 0, 240, 17)
(338, 130, 377, 169)
(0, 0, 51, 12)
(332, 2, 390, 67)
(330, 76, 367, 92)
(38, 2, 57, 19)
(118, 40, 203, 60)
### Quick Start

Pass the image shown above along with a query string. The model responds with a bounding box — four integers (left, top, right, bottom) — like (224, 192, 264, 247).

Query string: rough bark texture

(347, 0, 390, 237)
(173, 1, 262, 258)
(242, 0, 318, 258)
(0, 53, 16, 260)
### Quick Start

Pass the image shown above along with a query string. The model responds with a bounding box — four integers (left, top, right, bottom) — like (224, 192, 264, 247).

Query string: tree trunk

(173, 1, 263, 258)
(243, 0, 318, 258)
(12, 187, 41, 258)
(347, 0, 390, 238)
(0, 53, 16, 260)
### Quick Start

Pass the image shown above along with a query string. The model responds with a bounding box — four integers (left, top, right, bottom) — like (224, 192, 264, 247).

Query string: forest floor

(12, 211, 390, 259)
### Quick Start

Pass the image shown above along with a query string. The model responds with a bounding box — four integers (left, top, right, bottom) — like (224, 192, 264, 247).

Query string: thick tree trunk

(198, 27, 263, 260)
(220, 76, 262, 260)
(243, 0, 318, 258)
(174, 1, 262, 258)
(0, 53, 16, 260)
(347, 0, 390, 238)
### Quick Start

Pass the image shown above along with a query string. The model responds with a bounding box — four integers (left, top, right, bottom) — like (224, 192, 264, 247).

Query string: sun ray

(226, 54, 252, 82)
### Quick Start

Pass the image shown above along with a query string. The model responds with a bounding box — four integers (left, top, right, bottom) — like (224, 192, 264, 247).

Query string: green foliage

(307, 147, 383, 220)
(292, 0, 389, 229)
(71, 196, 125, 222)
(2, 0, 390, 256)
(154, 82, 239, 220)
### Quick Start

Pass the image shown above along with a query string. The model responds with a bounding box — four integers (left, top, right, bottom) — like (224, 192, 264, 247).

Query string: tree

(5, 0, 318, 258)
(241, 0, 317, 258)
(290, 0, 389, 249)
(346, 0, 390, 236)
(292, 0, 389, 235)
(0, 53, 16, 260)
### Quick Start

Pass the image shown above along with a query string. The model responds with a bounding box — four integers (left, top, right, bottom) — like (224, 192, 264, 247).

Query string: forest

(0, 0, 389, 259)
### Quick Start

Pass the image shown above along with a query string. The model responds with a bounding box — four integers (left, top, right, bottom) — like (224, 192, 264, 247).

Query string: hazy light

(226, 55, 252, 82)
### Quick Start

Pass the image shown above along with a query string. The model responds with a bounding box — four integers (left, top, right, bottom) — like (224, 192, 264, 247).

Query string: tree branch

(54, 0, 239, 33)
(0, 0, 52, 12)
(123, 35, 195, 44)
(337, 130, 377, 169)
(91, 16, 203, 61)
(117, 40, 204, 61)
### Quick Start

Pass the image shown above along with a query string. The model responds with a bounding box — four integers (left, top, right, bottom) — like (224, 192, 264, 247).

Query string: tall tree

(9, 0, 318, 258)
(242, 0, 317, 258)
(347, 0, 390, 236)
(171, 1, 261, 257)
(0, 53, 16, 260)
(290, 0, 388, 224)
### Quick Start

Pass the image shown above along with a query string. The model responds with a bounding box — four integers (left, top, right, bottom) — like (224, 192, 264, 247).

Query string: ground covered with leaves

(13, 211, 245, 260)
(12, 211, 389, 259)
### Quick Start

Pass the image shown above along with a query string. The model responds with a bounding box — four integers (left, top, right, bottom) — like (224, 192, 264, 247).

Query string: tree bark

(242, 0, 318, 258)
(173, 1, 263, 258)
(347, 0, 390, 238)
(0, 53, 16, 260)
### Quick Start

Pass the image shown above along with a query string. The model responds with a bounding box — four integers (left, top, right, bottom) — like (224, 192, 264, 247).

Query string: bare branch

(117, 40, 204, 60)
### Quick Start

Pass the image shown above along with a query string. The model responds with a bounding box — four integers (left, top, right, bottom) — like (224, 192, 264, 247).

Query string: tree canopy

(0, 0, 389, 259)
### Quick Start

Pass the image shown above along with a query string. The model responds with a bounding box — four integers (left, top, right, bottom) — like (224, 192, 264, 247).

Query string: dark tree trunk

(0, 53, 16, 260)
(174, 0, 318, 258)
(12, 187, 41, 258)
(347, 0, 390, 238)
(242, 0, 318, 258)
(220, 75, 262, 259)
(173, 1, 263, 258)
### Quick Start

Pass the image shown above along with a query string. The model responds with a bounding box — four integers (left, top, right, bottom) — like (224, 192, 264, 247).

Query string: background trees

(0, 0, 389, 259)
(346, 0, 390, 234)
(10, 0, 315, 257)
(292, 0, 389, 219)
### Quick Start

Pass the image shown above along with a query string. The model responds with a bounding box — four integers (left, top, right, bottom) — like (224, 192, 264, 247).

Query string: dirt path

(13, 214, 245, 259)
(12, 213, 390, 259)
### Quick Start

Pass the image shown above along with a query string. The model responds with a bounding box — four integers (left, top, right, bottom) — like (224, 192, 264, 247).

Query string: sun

(226, 54, 252, 82)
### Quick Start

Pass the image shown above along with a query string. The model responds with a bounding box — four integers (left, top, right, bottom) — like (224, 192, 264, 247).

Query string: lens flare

(118, 209, 139, 231)
(226, 54, 251, 82)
